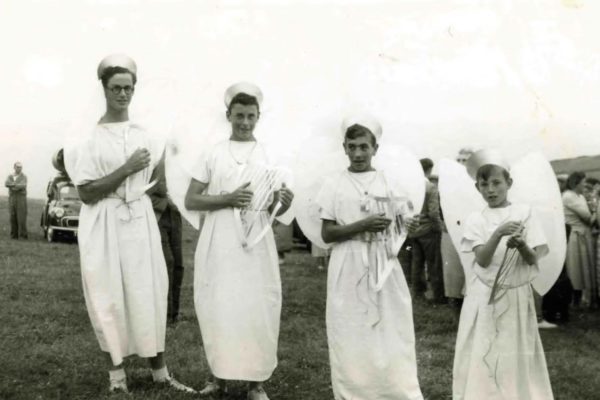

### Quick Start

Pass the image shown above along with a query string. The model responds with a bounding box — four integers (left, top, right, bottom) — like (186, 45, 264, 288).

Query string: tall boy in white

(184, 82, 294, 400)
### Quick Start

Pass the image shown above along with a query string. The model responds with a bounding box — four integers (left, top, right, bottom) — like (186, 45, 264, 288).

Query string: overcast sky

(1, 0, 600, 198)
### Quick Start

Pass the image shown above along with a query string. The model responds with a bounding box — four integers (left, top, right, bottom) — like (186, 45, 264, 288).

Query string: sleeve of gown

(525, 207, 550, 259)
(64, 136, 101, 186)
(190, 148, 212, 184)
(461, 212, 486, 253)
(316, 175, 337, 221)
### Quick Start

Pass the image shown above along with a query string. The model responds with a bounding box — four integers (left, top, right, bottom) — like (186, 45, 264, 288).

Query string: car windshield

(59, 185, 80, 201)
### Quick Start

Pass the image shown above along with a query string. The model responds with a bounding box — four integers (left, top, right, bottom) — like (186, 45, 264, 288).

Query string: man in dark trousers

(148, 153, 185, 324)
(5, 161, 28, 239)
(407, 158, 445, 303)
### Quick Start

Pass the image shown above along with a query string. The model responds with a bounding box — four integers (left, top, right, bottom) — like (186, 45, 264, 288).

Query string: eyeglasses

(107, 85, 134, 95)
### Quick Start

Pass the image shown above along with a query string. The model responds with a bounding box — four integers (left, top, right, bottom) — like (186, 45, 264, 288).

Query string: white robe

(64, 122, 168, 366)
(453, 204, 553, 400)
(192, 140, 281, 381)
(317, 170, 424, 400)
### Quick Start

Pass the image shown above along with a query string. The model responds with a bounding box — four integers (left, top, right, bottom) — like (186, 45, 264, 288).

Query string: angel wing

(509, 152, 566, 295)
(165, 141, 203, 230)
(438, 158, 485, 285)
(439, 153, 566, 295)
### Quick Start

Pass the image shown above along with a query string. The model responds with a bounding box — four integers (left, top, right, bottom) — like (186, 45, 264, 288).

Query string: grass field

(1, 196, 600, 400)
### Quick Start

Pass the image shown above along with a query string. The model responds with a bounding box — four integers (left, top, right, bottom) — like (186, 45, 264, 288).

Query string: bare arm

(472, 234, 503, 268)
(507, 235, 538, 265)
(184, 179, 253, 211)
(472, 221, 522, 268)
(321, 214, 391, 244)
(77, 148, 151, 205)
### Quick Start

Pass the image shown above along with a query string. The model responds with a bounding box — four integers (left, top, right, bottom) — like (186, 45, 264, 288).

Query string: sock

(152, 366, 169, 382)
(109, 368, 126, 383)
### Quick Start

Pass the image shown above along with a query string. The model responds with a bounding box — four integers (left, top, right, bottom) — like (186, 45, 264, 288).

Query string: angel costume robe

(192, 140, 281, 381)
(65, 122, 168, 366)
(453, 203, 553, 400)
(316, 170, 423, 400)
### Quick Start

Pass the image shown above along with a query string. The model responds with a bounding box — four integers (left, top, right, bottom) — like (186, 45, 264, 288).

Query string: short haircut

(420, 158, 434, 173)
(100, 66, 137, 87)
(566, 171, 586, 190)
(476, 164, 511, 182)
(228, 93, 260, 114)
(344, 124, 376, 146)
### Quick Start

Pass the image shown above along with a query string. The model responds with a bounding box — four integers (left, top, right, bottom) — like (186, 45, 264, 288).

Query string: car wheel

(47, 228, 54, 243)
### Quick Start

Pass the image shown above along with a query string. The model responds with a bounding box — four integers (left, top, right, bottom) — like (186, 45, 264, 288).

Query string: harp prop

(366, 193, 415, 291)
(232, 163, 291, 250)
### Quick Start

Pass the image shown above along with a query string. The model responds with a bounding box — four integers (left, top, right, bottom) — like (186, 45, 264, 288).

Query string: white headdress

(465, 149, 510, 180)
(224, 82, 263, 108)
(96, 54, 137, 79)
(341, 114, 382, 142)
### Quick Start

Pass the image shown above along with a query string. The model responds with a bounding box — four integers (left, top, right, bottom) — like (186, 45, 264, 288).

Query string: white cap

(224, 82, 263, 108)
(465, 149, 510, 180)
(341, 114, 382, 142)
(97, 54, 137, 80)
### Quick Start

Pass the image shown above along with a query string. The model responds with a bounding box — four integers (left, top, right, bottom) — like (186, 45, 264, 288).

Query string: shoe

(157, 375, 196, 393)
(247, 386, 270, 400)
(198, 381, 226, 397)
(109, 379, 129, 394)
(538, 319, 558, 329)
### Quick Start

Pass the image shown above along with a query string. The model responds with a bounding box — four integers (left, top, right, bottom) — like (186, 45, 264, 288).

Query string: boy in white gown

(452, 150, 554, 400)
(317, 117, 424, 400)
(184, 83, 294, 400)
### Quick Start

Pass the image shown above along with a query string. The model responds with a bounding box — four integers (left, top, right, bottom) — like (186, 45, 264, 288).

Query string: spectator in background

(455, 147, 474, 165)
(407, 158, 445, 303)
(147, 153, 185, 325)
(5, 161, 28, 239)
(584, 177, 599, 213)
(563, 171, 597, 309)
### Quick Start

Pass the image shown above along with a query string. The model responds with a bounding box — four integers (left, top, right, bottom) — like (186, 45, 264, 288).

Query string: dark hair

(227, 93, 260, 114)
(100, 66, 137, 87)
(419, 158, 434, 173)
(344, 124, 376, 146)
(476, 164, 511, 182)
(585, 177, 599, 186)
(566, 171, 586, 190)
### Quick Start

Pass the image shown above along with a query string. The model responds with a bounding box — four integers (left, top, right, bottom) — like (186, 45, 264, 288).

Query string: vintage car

(41, 180, 81, 242)
(40, 149, 82, 242)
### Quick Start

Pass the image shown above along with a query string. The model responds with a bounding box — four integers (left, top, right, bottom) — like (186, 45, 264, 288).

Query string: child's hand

(277, 183, 294, 208)
(361, 213, 392, 233)
(506, 234, 526, 249)
(495, 221, 522, 238)
(228, 182, 253, 208)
